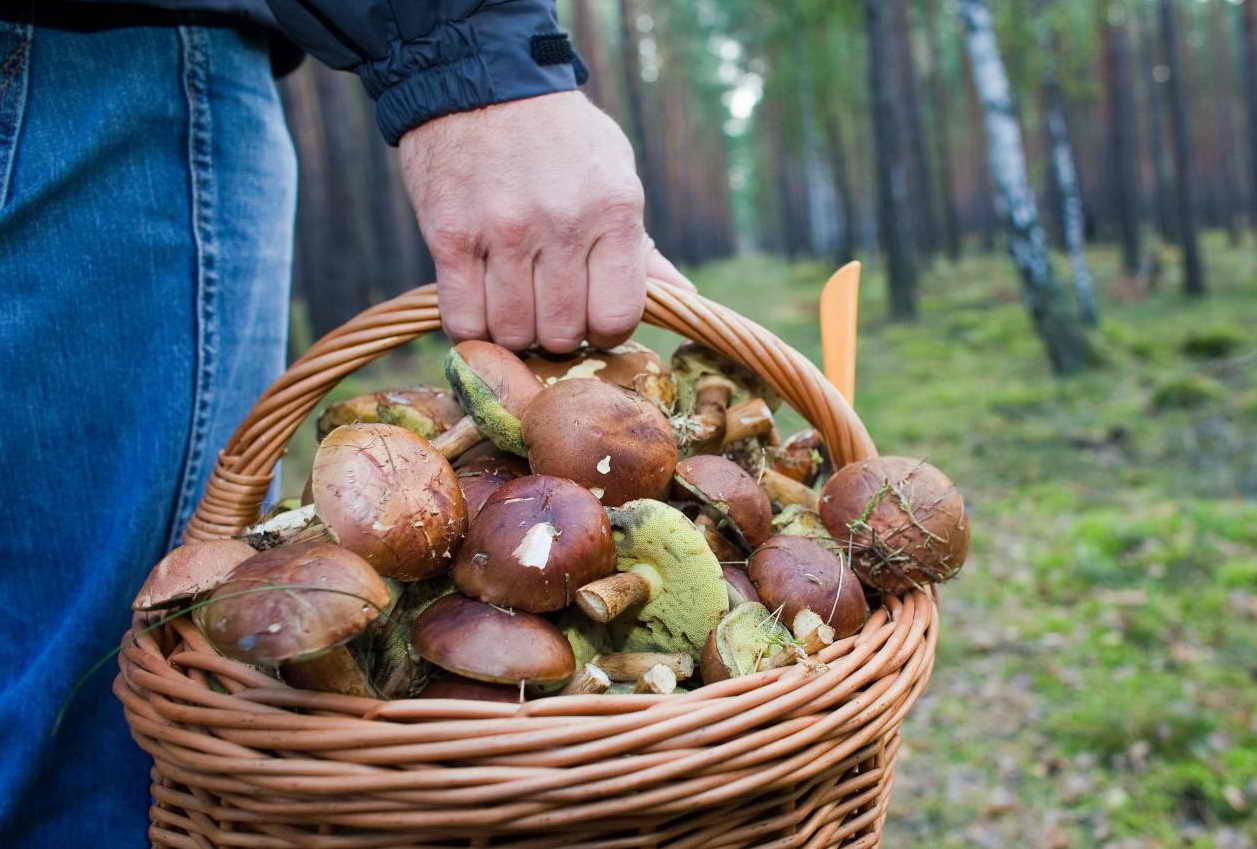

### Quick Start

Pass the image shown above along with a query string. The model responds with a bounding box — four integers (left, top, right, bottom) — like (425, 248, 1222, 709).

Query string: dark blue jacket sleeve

(265, 0, 586, 144)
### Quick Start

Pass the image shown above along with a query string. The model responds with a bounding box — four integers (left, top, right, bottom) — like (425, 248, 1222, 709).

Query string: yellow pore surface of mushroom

(606, 500, 729, 659)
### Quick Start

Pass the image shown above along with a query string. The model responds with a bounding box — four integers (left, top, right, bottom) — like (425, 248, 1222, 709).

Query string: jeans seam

(0, 20, 32, 210)
(168, 25, 218, 550)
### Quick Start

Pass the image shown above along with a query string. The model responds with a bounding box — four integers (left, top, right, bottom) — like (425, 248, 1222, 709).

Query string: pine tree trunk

(1138, 2, 1176, 245)
(1159, 0, 1206, 296)
(893, 0, 938, 262)
(1242, 0, 1257, 235)
(959, 0, 1094, 375)
(925, 0, 963, 262)
(819, 104, 856, 267)
(1208, 0, 1242, 246)
(1101, 3, 1142, 276)
(617, 0, 669, 249)
(965, 57, 999, 253)
(866, 0, 918, 320)
(1044, 77, 1099, 326)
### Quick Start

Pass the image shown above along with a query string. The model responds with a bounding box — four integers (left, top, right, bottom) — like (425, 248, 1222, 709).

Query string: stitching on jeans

(0, 21, 32, 210)
(167, 25, 218, 550)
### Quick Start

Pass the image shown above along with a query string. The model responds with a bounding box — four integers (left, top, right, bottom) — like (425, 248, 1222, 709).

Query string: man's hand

(400, 91, 692, 353)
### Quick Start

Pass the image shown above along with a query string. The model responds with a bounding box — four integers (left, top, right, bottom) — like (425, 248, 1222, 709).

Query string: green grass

(280, 232, 1257, 846)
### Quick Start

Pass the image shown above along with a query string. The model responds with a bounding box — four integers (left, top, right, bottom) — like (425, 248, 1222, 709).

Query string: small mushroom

(521, 379, 677, 507)
(700, 602, 795, 684)
(819, 456, 969, 593)
(195, 542, 391, 696)
(523, 341, 676, 411)
(769, 429, 830, 486)
(419, 674, 522, 703)
(748, 535, 869, 639)
(672, 455, 773, 550)
(721, 398, 776, 447)
(576, 500, 728, 659)
(451, 475, 616, 612)
(317, 387, 463, 443)
(671, 342, 780, 453)
(411, 595, 575, 685)
(454, 451, 531, 521)
(132, 539, 256, 611)
(312, 423, 467, 581)
(443, 340, 544, 457)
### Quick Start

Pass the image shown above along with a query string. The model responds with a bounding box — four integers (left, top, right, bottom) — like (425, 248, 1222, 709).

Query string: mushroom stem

(792, 609, 836, 656)
(722, 398, 775, 447)
(593, 652, 694, 682)
(281, 646, 375, 698)
(556, 663, 612, 696)
(575, 571, 652, 622)
(430, 415, 483, 460)
(760, 468, 820, 511)
(633, 664, 677, 694)
(691, 375, 736, 446)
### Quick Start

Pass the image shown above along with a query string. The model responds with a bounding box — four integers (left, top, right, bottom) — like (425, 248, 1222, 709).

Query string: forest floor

(284, 232, 1257, 848)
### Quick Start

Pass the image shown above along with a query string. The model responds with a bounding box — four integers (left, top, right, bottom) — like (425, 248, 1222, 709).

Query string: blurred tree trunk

(924, 0, 962, 262)
(1138, 2, 1175, 246)
(617, 0, 669, 248)
(572, 0, 612, 113)
(893, 0, 937, 262)
(1038, 10, 1098, 326)
(965, 55, 999, 252)
(1159, 0, 1205, 296)
(865, 0, 917, 320)
(819, 105, 856, 266)
(1207, 0, 1241, 246)
(1242, 0, 1257, 235)
(1100, 2, 1142, 277)
(960, 0, 1093, 375)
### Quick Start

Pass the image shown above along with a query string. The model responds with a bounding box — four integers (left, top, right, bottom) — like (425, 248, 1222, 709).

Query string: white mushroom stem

(760, 468, 820, 512)
(429, 415, 483, 460)
(556, 663, 611, 696)
(722, 397, 775, 447)
(633, 664, 677, 694)
(282, 646, 375, 698)
(691, 375, 736, 443)
(575, 571, 652, 623)
(792, 610, 836, 656)
(593, 652, 694, 682)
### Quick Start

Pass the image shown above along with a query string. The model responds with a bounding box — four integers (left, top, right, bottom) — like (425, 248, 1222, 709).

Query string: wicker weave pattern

(119, 283, 935, 848)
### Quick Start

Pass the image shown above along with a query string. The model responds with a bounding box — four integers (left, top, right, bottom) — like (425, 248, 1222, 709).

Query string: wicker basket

(116, 281, 938, 849)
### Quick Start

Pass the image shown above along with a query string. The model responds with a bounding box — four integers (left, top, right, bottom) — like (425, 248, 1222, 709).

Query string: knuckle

(427, 221, 477, 261)
(598, 184, 646, 226)
(487, 212, 534, 253)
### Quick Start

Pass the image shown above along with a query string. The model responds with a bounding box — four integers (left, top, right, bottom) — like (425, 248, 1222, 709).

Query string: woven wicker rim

(119, 281, 937, 849)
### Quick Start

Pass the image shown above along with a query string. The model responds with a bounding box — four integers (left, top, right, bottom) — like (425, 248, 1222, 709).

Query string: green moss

(1180, 326, 1246, 360)
(1149, 374, 1227, 411)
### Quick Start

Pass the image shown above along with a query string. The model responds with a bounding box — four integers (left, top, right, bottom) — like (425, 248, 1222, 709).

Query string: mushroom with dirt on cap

(748, 534, 869, 640)
(132, 539, 256, 611)
(523, 341, 676, 411)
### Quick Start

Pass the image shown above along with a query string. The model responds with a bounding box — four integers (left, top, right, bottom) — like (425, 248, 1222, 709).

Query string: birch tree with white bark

(959, 0, 1093, 374)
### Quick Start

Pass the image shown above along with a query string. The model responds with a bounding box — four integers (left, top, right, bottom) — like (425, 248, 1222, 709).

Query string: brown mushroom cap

(748, 535, 869, 639)
(722, 565, 761, 607)
(769, 429, 830, 486)
(316, 387, 463, 442)
(419, 674, 522, 703)
(523, 341, 676, 410)
(312, 423, 466, 581)
(411, 594, 575, 685)
(133, 539, 256, 610)
(196, 542, 392, 667)
(522, 378, 677, 506)
(444, 341, 544, 456)
(452, 475, 616, 612)
(672, 455, 773, 549)
(819, 456, 969, 593)
(455, 452, 531, 521)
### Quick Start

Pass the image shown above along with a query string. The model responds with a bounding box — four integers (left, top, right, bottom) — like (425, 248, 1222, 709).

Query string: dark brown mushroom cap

(133, 539, 256, 610)
(196, 542, 392, 667)
(819, 456, 969, 593)
(769, 429, 830, 486)
(312, 423, 467, 581)
(670, 342, 780, 413)
(672, 455, 773, 549)
(722, 565, 761, 607)
(522, 378, 677, 507)
(523, 341, 676, 409)
(452, 475, 615, 612)
(316, 387, 464, 442)
(455, 452, 531, 521)
(448, 341, 543, 419)
(748, 535, 869, 639)
(419, 674, 522, 703)
(411, 595, 575, 685)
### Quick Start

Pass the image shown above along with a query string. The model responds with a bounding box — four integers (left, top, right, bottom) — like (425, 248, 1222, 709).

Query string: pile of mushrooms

(134, 337, 969, 702)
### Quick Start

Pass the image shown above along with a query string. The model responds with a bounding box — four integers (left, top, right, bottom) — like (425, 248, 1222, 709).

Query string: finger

(586, 224, 647, 349)
(435, 254, 488, 343)
(483, 247, 537, 351)
(644, 239, 696, 292)
(533, 242, 589, 354)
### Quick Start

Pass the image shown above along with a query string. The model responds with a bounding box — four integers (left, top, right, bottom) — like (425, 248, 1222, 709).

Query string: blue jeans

(0, 17, 295, 847)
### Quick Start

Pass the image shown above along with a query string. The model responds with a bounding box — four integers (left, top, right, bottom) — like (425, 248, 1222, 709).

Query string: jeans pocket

(0, 19, 32, 210)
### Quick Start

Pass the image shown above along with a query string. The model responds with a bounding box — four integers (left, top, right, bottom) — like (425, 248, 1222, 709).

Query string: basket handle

(184, 281, 878, 542)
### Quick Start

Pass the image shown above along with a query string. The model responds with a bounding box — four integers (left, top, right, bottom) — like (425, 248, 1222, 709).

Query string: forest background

(278, 2, 1257, 846)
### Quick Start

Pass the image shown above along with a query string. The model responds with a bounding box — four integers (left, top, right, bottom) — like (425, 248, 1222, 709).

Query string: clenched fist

(400, 91, 692, 353)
